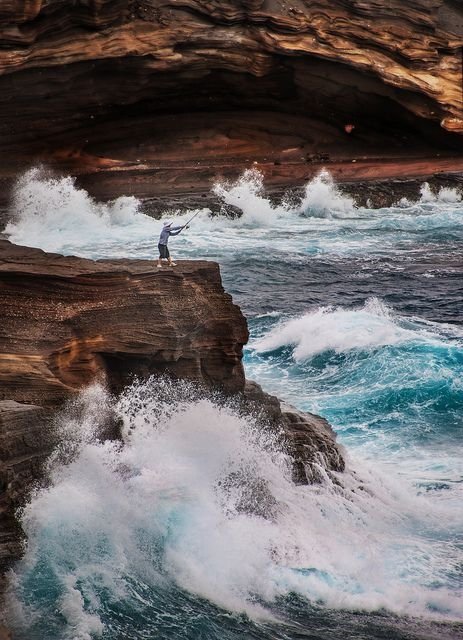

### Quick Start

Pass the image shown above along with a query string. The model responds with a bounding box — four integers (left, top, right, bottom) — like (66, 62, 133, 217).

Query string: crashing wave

(4, 167, 146, 253)
(6, 379, 463, 640)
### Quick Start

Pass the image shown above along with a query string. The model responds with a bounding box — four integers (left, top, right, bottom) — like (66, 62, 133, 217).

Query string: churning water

(3, 167, 463, 639)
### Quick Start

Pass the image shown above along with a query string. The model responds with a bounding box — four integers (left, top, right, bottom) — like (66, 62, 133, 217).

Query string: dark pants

(158, 243, 170, 259)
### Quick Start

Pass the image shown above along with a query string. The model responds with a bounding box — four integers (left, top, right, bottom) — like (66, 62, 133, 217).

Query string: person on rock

(157, 220, 187, 268)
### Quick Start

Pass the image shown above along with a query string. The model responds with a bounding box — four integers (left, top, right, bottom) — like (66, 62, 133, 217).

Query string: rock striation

(0, 401, 46, 571)
(0, 237, 247, 572)
(0, 238, 344, 574)
(0, 238, 248, 405)
(0, 0, 461, 198)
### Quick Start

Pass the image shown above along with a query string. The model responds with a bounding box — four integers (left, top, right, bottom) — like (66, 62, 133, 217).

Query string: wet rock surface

(242, 380, 345, 485)
(0, 401, 48, 574)
(0, 237, 248, 572)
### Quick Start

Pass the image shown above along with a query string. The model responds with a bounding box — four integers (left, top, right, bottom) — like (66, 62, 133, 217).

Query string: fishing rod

(182, 211, 201, 229)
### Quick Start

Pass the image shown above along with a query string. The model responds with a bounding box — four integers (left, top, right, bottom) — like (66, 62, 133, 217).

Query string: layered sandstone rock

(0, 401, 46, 570)
(0, 238, 248, 405)
(0, 236, 243, 571)
(0, 0, 461, 131)
(0, 0, 460, 194)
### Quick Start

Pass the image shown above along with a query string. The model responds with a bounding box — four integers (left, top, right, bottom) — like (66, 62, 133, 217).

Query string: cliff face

(0, 238, 248, 405)
(0, 401, 46, 571)
(0, 238, 248, 571)
(0, 238, 344, 573)
(0, 0, 461, 197)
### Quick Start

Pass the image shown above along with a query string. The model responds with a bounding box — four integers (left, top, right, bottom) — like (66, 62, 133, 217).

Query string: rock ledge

(0, 238, 344, 573)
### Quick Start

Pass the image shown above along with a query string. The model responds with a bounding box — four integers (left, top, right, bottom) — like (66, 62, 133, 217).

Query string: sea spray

(4, 167, 463, 262)
(6, 379, 463, 639)
(212, 168, 357, 223)
(419, 182, 462, 205)
(212, 168, 289, 225)
(298, 169, 356, 217)
(4, 167, 148, 253)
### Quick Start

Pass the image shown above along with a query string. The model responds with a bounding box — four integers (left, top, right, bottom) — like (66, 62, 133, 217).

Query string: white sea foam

(212, 169, 356, 224)
(6, 380, 463, 639)
(420, 182, 462, 204)
(298, 169, 356, 217)
(4, 167, 151, 253)
(3, 167, 463, 264)
(212, 168, 289, 225)
(251, 298, 451, 360)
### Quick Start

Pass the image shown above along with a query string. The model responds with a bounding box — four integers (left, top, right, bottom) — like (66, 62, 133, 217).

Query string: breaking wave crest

(212, 168, 289, 225)
(212, 168, 356, 224)
(6, 380, 463, 639)
(298, 170, 356, 216)
(245, 299, 463, 493)
(4, 167, 148, 253)
(251, 298, 460, 360)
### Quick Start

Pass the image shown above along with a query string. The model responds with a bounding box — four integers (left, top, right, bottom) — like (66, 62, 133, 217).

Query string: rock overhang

(0, 0, 461, 181)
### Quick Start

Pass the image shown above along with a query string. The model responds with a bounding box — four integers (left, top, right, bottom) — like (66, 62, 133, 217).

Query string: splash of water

(6, 380, 463, 640)
(420, 182, 462, 204)
(298, 169, 356, 217)
(212, 168, 290, 225)
(212, 169, 356, 224)
(4, 167, 147, 252)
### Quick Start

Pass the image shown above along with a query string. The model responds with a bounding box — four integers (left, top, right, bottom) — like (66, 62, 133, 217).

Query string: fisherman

(157, 220, 187, 268)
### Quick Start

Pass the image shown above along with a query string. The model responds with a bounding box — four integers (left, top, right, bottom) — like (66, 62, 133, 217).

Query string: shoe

(157, 264, 162, 268)
(169, 262, 177, 267)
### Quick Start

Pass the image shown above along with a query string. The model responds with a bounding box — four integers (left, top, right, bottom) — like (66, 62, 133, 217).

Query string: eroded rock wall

(0, 238, 248, 404)
(0, 0, 460, 180)
(0, 401, 46, 571)
(0, 237, 248, 571)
